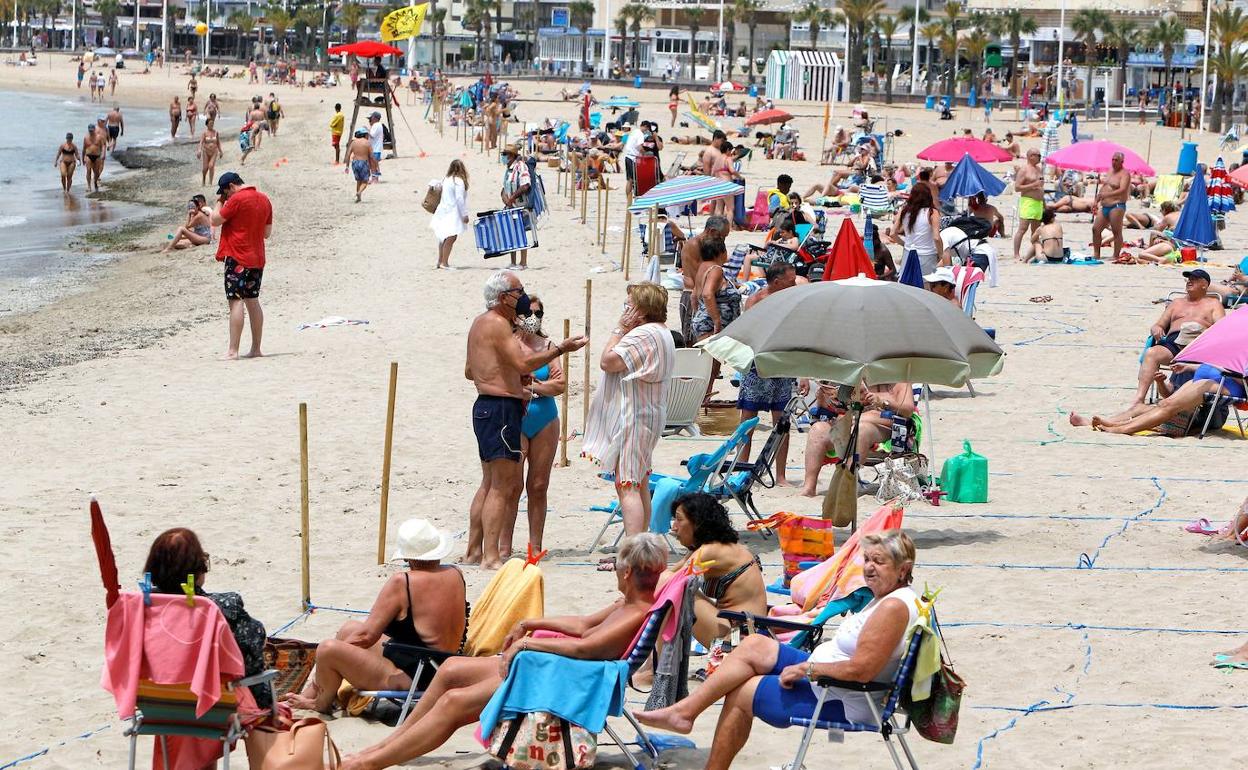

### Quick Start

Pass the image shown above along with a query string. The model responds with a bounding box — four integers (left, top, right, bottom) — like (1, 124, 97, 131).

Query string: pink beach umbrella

(1043, 140, 1156, 176)
(917, 137, 1013, 163)
(1176, 306, 1248, 375)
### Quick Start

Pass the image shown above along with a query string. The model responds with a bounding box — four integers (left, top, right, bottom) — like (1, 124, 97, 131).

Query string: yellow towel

(464, 558, 545, 656)
(1153, 175, 1183, 205)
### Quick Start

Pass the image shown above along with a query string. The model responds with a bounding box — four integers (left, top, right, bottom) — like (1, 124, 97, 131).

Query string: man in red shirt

(211, 172, 272, 359)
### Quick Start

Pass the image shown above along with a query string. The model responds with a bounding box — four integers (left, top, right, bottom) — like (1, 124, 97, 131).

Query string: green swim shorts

(1019, 196, 1044, 221)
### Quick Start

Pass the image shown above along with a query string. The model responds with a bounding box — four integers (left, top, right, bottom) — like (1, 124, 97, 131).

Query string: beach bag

(246, 717, 341, 769)
(488, 711, 597, 770)
(262, 637, 318, 699)
(875, 455, 928, 504)
(940, 440, 988, 503)
(822, 463, 858, 527)
(908, 609, 965, 744)
(748, 513, 836, 586)
(422, 181, 442, 214)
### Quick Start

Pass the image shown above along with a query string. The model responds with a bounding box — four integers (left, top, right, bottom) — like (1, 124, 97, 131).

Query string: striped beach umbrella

(628, 175, 743, 213)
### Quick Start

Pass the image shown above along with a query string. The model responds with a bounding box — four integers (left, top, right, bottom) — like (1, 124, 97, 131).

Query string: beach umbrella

(823, 220, 875, 281)
(917, 137, 1012, 163)
(1171, 165, 1217, 247)
(699, 276, 1005, 387)
(90, 498, 121, 609)
(327, 40, 404, 58)
(1044, 140, 1155, 175)
(1176, 306, 1248, 374)
(939, 152, 1008, 203)
(628, 175, 741, 213)
(712, 81, 744, 92)
(1229, 163, 1248, 189)
(683, 112, 720, 132)
(1209, 158, 1237, 213)
(898, 251, 925, 288)
(94, 46, 118, 56)
(746, 109, 794, 126)
(601, 96, 640, 108)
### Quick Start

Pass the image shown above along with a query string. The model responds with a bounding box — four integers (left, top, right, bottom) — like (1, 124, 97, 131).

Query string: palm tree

(461, 3, 484, 62)
(266, 5, 292, 57)
(1212, 46, 1248, 130)
(840, 0, 885, 101)
(962, 27, 991, 98)
(228, 10, 255, 58)
(628, 4, 654, 74)
(721, 3, 736, 79)
(993, 8, 1036, 106)
(570, 0, 594, 74)
(614, 11, 628, 73)
(795, 0, 832, 51)
(1149, 14, 1187, 93)
(1101, 19, 1138, 114)
(1070, 8, 1107, 108)
(937, 27, 959, 97)
(922, 21, 943, 96)
(429, 6, 447, 65)
(686, 6, 705, 81)
(337, 2, 366, 44)
(876, 14, 900, 104)
(96, 0, 121, 45)
(734, 0, 762, 83)
(1210, 5, 1248, 132)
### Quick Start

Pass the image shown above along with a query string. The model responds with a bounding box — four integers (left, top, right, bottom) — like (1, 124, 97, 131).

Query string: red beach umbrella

(327, 40, 404, 58)
(823, 220, 876, 281)
(917, 137, 1013, 163)
(746, 109, 795, 126)
(90, 498, 121, 609)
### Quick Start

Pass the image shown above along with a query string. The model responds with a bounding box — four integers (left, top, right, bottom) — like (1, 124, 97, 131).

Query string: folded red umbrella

(746, 109, 794, 126)
(91, 498, 121, 609)
(824, 220, 876, 281)
(917, 137, 1012, 163)
(327, 41, 404, 58)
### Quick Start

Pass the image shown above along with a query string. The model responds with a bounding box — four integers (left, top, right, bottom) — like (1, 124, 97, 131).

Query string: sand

(1, 55, 1246, 769)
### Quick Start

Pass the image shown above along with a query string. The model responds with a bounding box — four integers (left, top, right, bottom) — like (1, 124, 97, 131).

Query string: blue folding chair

(787, 631, 924, 769)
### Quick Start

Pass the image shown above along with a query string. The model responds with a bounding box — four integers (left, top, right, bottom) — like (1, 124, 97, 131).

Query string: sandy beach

(1, 54, 1246, 769)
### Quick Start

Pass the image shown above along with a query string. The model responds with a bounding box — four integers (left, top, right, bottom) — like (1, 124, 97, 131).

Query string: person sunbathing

(660, 494, 767, 646)
(799, 380, 915, 497)
(162, 195, 213, 252)
(967, 192, 1005, 236)
(336, 533, 669, 770)
(804, 145, 874, 199)
(999, 131, 1021, 158)
(1026, 209, 1065, 263)
(1050, 195, 1095, 214)
(1068, 362, 1246, 434)
(282, 518, 467, 714)
(635, 530, 921, 770)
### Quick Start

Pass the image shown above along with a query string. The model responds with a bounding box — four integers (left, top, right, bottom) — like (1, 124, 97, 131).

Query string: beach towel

(785, 501, 905, 613)
(296, 316, 369, 330)
(477, 651, 629, 740)
(464, 558, 545, 656)
(951, 264, 985, 310)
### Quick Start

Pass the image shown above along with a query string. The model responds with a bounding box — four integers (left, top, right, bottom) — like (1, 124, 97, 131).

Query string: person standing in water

(54, 133, 82, 192)
(169, 95, 182, 138)
(198, 117, 224, 187)
(105, 105, 124, 152)
(186, 96, 199, 137)
(82, 125, 106, 192)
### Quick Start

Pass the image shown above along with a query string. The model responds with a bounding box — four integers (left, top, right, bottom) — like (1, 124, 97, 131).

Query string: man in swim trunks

(1132, 269, 1224, 406)
(169, 96, 182, 139)
(211, 172, 272, 360)
(346, 128, 372, 203)
(1092, 151, 1130, 261)
(737, 260, 799, 485)
(1013, 148, 1044, 261)
(82, 124, 106, 192)
(329, 102, 344, 164)
(105, 105, 124, 151)
(463, 270, 588, 569)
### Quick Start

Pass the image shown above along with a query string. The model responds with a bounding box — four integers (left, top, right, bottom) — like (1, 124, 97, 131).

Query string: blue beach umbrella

(939, 153, 1008, 203)
(899, 251, 925, 288)
(1172, 165, 1217, 247)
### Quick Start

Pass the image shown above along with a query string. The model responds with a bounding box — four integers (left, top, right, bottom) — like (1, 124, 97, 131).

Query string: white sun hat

(390, 518, 454, 562)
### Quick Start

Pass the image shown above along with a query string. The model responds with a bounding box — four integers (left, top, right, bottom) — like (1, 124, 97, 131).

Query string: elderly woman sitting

(636, 530, 919, 770)
(338, 533, 669, 770)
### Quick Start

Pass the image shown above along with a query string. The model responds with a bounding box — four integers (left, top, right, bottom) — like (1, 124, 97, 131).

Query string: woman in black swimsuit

(53, 132, 80, 192)
(283, 518, 467, 713)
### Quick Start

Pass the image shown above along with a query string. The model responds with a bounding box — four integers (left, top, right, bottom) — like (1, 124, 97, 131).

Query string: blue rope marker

(0, 724, 111, 769)
(1077, 478, 1166, 569)
(1010, 317, 1087, 348)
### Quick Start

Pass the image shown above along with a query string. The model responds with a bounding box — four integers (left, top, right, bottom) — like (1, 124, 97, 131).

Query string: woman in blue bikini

(516, 294, 565, 551)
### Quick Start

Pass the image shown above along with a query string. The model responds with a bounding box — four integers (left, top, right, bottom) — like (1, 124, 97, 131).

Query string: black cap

(215, 171, 243, 195)
(1182, 268, 1212, 283)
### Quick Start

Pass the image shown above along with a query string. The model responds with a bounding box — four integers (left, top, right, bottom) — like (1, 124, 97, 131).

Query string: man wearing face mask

(464, 270, 589, 569)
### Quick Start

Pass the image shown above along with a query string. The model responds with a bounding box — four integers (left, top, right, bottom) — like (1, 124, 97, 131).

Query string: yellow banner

(380, 3, 428, 42)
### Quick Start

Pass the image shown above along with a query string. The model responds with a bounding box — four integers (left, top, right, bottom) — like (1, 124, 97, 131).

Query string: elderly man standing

(366, 111, 385, 181)
(1092, 151, 1130, 262)
(1133, 269, 1224, 406)
(679, 215, 730, 344)
(464, 270, 588, 569)
(212, 172, 272, 360)
(1012, 148, 1044, 261)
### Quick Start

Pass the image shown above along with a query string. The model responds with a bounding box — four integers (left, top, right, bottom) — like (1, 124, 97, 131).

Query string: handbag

(245, 717, 341, 769)
(822, 462, 858, 527)
(747, 513, 836, 585)
(422, 181, 442, 214)
(262, 637, 318, 699)
(488, 711, 597, 770)
(907, 608, 965, 744)
(874, 454, 929, 504)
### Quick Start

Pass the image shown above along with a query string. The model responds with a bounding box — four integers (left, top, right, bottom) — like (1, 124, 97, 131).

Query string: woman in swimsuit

(1027, 209, 1065, 263)
(661, 493, 767, 647)
(163, 195, 214, 252)
(186, 96, 198, 137)
(283, 517, 467, 713)
(197, 117, 223, 187)
(81, 125, 105, 192)
(53, 132, 81, 192)
(668, 85, 680, 127)
(691, 236, 741, 401)
(169, 96, 182, 138)
(516, 295, 565, 551)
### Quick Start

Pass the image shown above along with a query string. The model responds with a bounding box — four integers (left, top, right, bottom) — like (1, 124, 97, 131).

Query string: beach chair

(638, 221, 679, 263)
(719, 588, 874, 651)
(1188, 366, 1247, 439)
(860, 183, 895, 218)
(785, 631, 924, 770)
(354, 646, 459, 725)
(1153, 174, 1184, 206)
(747, 190, 772, 230)
(702, 410, 792, 532)
(663, 348, 713, 436)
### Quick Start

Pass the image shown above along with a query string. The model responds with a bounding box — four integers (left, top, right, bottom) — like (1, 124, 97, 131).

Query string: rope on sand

(975, 702, 1248, 714)
(0, 724, 111, 769)
(1076, 477, 1166, 568)
(1010, 317, 1087, 347)
(945, 621, 1247, 636)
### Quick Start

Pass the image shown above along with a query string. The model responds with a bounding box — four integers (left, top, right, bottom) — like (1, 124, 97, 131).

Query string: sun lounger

(663, 349, 713, 436)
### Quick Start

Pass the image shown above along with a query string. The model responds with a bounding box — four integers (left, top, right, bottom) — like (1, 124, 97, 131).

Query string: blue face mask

(513, 291, 532, 317)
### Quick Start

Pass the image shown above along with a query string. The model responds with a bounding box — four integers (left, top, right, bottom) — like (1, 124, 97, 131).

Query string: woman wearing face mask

(515, 294, 565, 551)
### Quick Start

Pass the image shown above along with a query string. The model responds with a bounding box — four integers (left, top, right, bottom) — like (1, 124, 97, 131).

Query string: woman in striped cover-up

(582, 282, 676, 542)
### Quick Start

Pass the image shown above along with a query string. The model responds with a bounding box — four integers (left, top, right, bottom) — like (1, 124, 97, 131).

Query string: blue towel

(478, 651, 629, 739)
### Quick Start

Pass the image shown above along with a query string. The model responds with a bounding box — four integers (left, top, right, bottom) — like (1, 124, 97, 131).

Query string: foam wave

(0, 214, 27, 228)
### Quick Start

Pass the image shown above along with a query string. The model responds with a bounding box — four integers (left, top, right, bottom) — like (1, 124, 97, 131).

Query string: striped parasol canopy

(628, 175, 743, 213)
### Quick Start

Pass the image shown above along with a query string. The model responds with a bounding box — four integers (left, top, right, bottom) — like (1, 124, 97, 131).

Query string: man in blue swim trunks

(464, 270, 588, 569)
(345, 127, 372, 203)
(1092, 151, 1130, 262)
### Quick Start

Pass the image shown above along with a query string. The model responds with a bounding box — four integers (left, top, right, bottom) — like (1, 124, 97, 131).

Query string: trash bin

(1177, 141, 1199, 175)
(633, 74, 642, 88)
(749, 83, 758, 98)
(925, 95, 936, 110)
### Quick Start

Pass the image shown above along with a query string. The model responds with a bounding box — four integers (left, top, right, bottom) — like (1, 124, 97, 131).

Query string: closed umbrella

(1044, 140, 1155, 175)
(939, 152, 1008, 203)
(90, 498, 121, 609)
(1176, 306, 1248, 374)
(917, 137, 1012, 163)
(700, 277, 1004, 387)
(898, 250, 925, 288)
(823, 220, 875, 281)
(746, 109, 794, 126)
(1171, 166, 1217, 247)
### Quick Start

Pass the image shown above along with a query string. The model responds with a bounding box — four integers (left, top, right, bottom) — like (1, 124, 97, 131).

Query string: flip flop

(1214, 660, 1248, 671)
(1184, 518, 1221, 536)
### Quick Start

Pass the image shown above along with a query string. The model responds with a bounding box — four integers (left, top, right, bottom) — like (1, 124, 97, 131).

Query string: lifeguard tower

(347, 72, 399, 156)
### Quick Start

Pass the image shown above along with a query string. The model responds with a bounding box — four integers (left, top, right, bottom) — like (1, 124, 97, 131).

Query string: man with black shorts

(463, 270, 588, 569)
(1133, 269, 1224, 405)
(211, 172, 273, 359)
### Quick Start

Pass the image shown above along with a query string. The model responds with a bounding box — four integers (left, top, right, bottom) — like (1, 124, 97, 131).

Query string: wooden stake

(559, 318, 571, 467)
(299, 402, 310, 611)
(601, 185, 610, 255)
(377, 361, 398, 565)
(623, 209, 632, 280)
(583, 279, 592, 428)
(1146, 130, 1153, 164)
(596, 183, 603, 244)
(580, 169, 589, 225)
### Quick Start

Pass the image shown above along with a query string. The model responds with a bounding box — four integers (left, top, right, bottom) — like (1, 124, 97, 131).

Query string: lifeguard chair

(348, 72, 399, 156)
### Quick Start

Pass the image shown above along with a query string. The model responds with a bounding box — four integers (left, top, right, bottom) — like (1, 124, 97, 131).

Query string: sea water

(0, 89, 170, 314)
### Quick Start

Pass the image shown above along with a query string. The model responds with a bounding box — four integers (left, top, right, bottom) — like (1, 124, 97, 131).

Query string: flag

(380, 3, 428, 42)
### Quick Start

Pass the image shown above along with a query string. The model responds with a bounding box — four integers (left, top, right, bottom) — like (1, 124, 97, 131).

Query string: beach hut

(764, 50, 841, 104)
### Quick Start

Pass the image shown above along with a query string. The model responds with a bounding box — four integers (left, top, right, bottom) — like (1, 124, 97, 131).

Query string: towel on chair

(464, 559, 545, 656)
(477, 651, 629, 740)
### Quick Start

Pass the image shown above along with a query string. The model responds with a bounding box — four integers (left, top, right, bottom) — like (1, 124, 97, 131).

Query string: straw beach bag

(747, 512, 836, 586)
(422, 181, 442, 214)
